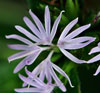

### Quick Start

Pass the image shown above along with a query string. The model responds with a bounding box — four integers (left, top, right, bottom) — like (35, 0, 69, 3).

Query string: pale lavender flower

(6, 6, 63, 73)
(57, 18, 96, 64)
(88, 42, 100, 76)
(15, 68, 56, 93)
(20, 51, 74, 92)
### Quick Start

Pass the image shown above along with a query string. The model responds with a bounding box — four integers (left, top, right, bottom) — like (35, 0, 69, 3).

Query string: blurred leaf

(65, 0, 79, 20)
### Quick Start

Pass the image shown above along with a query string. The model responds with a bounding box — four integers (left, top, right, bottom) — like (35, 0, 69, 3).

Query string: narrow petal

(6, 34, 33, 45)
(59, 48, 86, 64)
(89, 46, 100, 55)
(8, 51, 30, 62)
(29, 9, 46, 37)
(39, 68, 45, 81)
(32, 61, 43, 75)
(51, 62, 74, 87)
(8, 44, 30, 50)
(87, 54, 100, 63)
(64, 24, 91, 40)
(50, 11, 64, 42)
(15, 88, 42, 92)
(49, 63, 66, 92)
(94, 65, 100, 76)
(45, 6, 51, 36)
(23, 17, 42, 39)
(14, 59, 26, 73)
(45, 62, 52, 83)
(15, 25, 40, 43)
(59, 18, 78, 40)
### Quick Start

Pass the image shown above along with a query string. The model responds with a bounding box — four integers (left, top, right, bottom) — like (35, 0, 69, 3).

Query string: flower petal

(94, 65, 100, 76)
(87, 54, 100, 63)
(89, 46, 100, 55)
(6, 34, 33, 45)
(59, 18, 78, 40)
(50, 11, 64, 41)
(15, 25, 40, 43)
(29, 9, 46, 37)
(8, 44, 30, 50)
(8, 51, 30, 62)
(45, 6, 51, 36)
(59, 48, 86, 63)
(45, 62, 52, 83)
(49, 62, 66, 92)
(64, 24, 91, 40)
(15, 88, 42, 92)
(51, 62, 74, 87)
(23, 16, 42, 39)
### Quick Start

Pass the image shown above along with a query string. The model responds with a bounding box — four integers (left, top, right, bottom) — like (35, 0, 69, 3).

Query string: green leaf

(65, 0, 76, 20)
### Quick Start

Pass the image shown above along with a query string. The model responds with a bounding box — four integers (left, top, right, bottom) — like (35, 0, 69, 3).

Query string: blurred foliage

(0, 0, 100, 93)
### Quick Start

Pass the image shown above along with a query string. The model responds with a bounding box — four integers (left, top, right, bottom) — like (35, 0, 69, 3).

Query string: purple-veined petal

(49, 62, 66, 92)
(59, 48, 86, 64)
(45, 61, 52, 83)
(15, 25, 40, 43)
(64, 36, 95, 43)
(60, 37, 95, 50)
(59, 18, 78, 40)
(64, 24, 91, 40)
(94, 65, 100, 76)
(6, 34, 33, 45)
(8, 51, 30, 62)
(89, 46, 100, 55)
(87, 54, 100, 63)
(23, 16, 42, 39)
(50, 11, 64, 42)
(15, 88, 42, 92)
(8, 44, 30, 50)
(29, 9, 46, 37)
(45, 6, 51, 37)
(39, 67, 45, 81)
(51, 62, 74, 88)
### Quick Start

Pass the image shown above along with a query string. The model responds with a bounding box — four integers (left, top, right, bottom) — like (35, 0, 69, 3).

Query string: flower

(15, 68, 56, 93)
(20, 51, 74, 92)
(6, 6, 63, 73)
(57, 18, 96, 64)
(88, 42, 100, 76)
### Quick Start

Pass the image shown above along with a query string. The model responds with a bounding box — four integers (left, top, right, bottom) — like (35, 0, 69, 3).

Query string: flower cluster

(6, 6, 97, 93)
